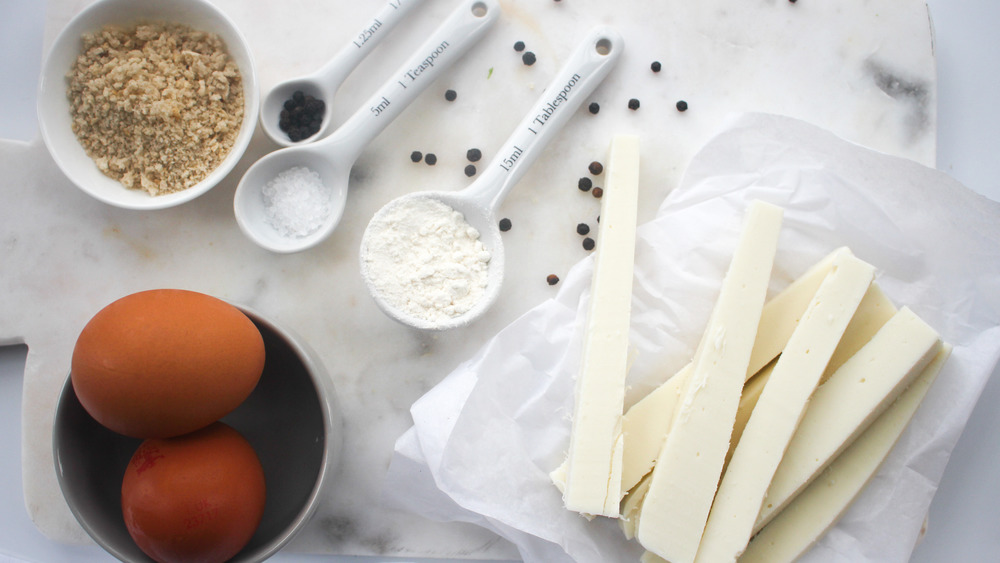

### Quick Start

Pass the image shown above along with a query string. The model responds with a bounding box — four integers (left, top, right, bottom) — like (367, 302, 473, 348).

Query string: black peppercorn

(410, 151, 423, 163)
(445, 89, 457, 101)
(425, 153, 437, 165)
(464, 164, 477, 177)
(547, 274, 560, 286)
(513, 40, 525, 52)
(466, 148, 482, 162)
(588, 161, 604, 175)
(582, 237, 595, 251)
(628, 98, 640, 110)
(522, 52, 537, 66)
(588, 102, 600, 114)
(279, 90, 326, 142)
(499, 218, 512, 231)
(578, 177, 593, 192)
(676, 100, 689, 112)
(576, 223, 590, 235)
(651, 61, 662, 72)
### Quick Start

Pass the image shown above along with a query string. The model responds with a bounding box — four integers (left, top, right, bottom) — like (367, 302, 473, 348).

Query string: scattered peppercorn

(499, 218, 512, 231)
(582, 237, 595, 251)
(445, 89, 457, 101)
(578, 177, 593, 192)
(522, 52, 537, 66)
(676, 100, 689, 112)
(628, 98, 640, 110)
(588, 102, 600, 114)
(466, 148, 482, 162)
(588, 161, 604, 175)
(576, 223, 590, 235)
(547, 274, 560, 286)
(464, 164, 477, 177)
(425, 153, 437, 165)
(513, 40, 525, 52)
(279, 90, 326, 142)
(410, 151, 423, 163)
(651, 61, 662, 72)
(592, 187, 604, 198)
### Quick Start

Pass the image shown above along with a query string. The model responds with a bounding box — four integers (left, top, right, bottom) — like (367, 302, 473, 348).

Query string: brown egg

(121, 422, 266, 563)
(71, 289, 265, 438)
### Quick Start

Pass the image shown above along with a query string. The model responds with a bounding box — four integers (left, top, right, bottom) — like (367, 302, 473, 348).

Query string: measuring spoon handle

(314, 0, 427, 87)
(469, 26, 624, 212)
(325, 0, 501, 163)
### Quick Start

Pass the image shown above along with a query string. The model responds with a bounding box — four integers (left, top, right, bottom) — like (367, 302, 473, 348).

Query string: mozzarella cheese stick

(724, 281, 897, 471)
(620, 247, 851, 494)
(753, 306, 942, 532)
(559, 135, 641, 517)
(635, 201, 783, 563)
(739, 344, 951, 563)
(696, 253, 875, 563)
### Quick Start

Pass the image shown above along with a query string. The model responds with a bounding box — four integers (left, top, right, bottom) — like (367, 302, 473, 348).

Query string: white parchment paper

(381, 113, 1000, 562)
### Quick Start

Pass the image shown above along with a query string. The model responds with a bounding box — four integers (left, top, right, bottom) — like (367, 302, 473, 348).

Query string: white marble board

(0, 0, 936, 558)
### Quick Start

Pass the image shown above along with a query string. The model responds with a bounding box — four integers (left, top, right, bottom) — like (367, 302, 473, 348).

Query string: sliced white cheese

(621, 247, 851, 494)
(559, 134, 641, 517)
(635, 201, 784, 563)
(620, 470, 652, 540)
(739, 344, 952, 563)
(753, 306, 942, 532)
(725, 280, 897, 470)
(696, 253, 876, 563)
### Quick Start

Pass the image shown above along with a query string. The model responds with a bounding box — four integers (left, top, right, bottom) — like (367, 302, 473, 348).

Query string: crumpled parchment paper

(381, 113, 1000, 562)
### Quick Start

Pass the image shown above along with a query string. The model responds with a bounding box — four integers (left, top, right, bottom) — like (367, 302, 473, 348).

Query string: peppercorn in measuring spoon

(360, 26, 624, 330)
(260, 0, 428, 146)
(235, 0, 500, 253)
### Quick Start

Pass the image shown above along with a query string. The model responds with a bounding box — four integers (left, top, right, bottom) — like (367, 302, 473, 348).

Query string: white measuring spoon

(260, 0, 427, 147)
(235, 0, 500, 253)
(360, 26, 624, 330)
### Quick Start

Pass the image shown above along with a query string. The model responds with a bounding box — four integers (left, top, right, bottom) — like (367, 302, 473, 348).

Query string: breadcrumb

(66, 23, 244, 196)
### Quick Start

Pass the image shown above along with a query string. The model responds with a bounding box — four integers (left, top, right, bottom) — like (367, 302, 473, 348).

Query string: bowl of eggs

(37, 0, 259, 210)
(53, 289, 341, 563)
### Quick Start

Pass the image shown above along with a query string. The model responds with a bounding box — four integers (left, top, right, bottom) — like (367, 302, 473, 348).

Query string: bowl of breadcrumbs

(37, 0, 259, 210)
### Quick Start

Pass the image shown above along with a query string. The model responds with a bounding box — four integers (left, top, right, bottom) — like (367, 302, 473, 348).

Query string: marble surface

(0, 0, 953, 560)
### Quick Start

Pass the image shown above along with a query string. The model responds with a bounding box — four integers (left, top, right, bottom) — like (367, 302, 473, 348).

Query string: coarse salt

(262, 166, 330, 237)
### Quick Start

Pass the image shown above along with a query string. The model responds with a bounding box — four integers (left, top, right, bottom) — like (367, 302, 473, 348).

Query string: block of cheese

(739, 344, 952, 563)
(635, 201, 784, 563)
(753, 306, 942, 532)
(620, 247, 850, 494)
(559, 135, 641, 517)
(725, 281, 897, 470)
(696, 253, 875, 563)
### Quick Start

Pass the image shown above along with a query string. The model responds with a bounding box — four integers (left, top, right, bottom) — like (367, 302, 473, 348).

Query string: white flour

(363, 197, 491, 324)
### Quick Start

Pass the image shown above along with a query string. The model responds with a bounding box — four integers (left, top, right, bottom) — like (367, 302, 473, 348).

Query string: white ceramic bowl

(37, 0, 259, 210)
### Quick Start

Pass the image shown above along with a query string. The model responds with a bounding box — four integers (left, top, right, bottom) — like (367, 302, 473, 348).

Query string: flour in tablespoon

(363, 197, 491, 324)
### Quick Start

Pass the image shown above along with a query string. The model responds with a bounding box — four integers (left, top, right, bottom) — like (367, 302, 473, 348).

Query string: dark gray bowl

(53, 306, 342, 562)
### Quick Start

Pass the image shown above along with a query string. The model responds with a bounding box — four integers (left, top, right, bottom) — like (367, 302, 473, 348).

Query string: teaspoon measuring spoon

(260, 0, 427, 147)
(235, 0, 500, 253)
(360, 26, 624, 330)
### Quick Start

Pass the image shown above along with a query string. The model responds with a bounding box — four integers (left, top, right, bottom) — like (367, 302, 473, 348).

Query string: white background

(1, 0, 997, 561)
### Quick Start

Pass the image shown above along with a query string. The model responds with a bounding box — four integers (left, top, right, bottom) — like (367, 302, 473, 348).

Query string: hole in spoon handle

(472, 26, 624, 213)
(328, 0, 501, 161)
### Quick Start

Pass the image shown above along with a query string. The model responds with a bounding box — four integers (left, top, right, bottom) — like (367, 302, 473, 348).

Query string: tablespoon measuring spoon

(360, 26, 624, 330)
(260, 0, 427, 147)
(235, 0, 500, 253)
